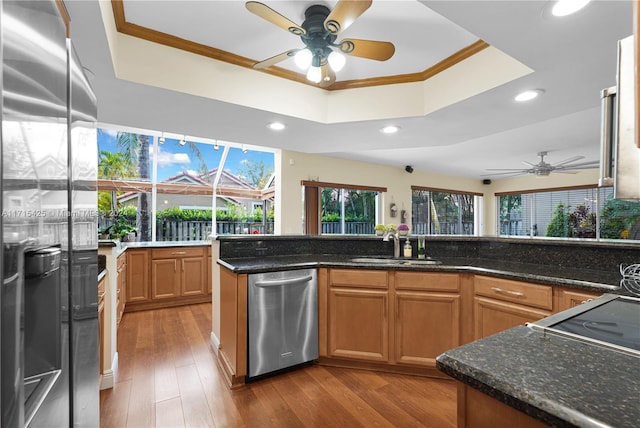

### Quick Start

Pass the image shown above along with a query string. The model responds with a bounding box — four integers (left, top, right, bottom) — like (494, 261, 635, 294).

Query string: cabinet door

(395, 291, 460, 367)
(127, 250, 149, 303)
(474, 297, 551, 340)
(328, 288, 388, 362)
(151, 259, 180, 299)
(181, 256, 206, 296)
(207, 251, 212, 294)
(555, 288, 601, 312)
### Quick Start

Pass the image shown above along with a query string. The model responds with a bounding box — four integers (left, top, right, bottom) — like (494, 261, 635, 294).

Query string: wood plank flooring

(100, 303, 457, 428)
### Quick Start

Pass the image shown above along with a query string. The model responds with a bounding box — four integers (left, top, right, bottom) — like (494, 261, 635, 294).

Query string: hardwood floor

(100, 303, 457, 428)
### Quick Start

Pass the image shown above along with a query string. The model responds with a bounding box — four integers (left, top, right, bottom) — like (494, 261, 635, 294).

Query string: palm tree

(116, 132, 150, 241)
(98, 150, 135, 213)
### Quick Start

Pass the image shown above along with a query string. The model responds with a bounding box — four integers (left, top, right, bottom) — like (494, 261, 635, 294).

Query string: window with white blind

(497, 186, 640, 241)
(411, 187, 482, 235)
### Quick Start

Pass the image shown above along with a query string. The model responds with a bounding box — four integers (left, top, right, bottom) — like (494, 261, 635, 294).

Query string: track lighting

(242, 146, 248, 154)
(159, 132, 165, 144)
(179, 136, 186, 146)
(213, 141, 219, 150)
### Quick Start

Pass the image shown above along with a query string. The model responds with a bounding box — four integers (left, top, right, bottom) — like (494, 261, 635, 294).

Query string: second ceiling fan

(483, 151, 599, 177)
(245, 0, 395, 86)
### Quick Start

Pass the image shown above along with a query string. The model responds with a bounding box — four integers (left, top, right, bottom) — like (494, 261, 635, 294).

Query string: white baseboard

(210, 332, 220, 357)
(100, 352, 118, 390)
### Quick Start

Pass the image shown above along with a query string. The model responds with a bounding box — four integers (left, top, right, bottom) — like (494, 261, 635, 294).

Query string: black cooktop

(529, 295, 640, 356)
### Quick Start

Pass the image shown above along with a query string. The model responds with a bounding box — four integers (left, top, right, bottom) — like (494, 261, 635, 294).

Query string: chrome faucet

(382, 231, 400, 258)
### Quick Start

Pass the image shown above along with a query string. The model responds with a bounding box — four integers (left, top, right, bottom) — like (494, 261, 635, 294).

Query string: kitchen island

(436, 324, 640, 428)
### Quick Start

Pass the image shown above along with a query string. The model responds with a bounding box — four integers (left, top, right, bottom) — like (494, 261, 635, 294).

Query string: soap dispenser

(403, 238, 412, 258)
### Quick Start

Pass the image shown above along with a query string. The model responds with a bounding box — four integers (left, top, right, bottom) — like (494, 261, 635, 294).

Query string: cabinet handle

(396, 298, 399, 321)
(182, 259, 185, 271)
(491, 287, 525, 298)
(174, 260, 177, 272)
(172, 251, 187, 255)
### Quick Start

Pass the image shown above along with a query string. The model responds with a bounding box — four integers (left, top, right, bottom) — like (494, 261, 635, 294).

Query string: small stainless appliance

(247, 269, 318, 380)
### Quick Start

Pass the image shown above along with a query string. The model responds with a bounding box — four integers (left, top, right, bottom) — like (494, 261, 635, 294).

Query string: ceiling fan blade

(324, 0, 372, 35)
(253, 49, 299, 69)
(481, 171, 528, 177)
(521, 161, 536, 167)
(555, 161, 599, 170)
(339, 39, 395, 61)
(551, 155, 584, 167)
(246, 2, 306, 36)
(318, 64, 336, 88)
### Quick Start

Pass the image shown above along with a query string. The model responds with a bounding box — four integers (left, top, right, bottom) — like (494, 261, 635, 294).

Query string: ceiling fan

(483, 151, 599, 177)
(245, 0, 395, 86)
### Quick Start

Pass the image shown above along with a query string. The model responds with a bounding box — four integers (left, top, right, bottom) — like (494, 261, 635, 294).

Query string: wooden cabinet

(218, 266, 247, 388)
(326, 269, 389, 363)
(329, 287, 389, 362)
(125, 246, 210, 312)
(555, 287, 601, 312)
(394, 272, 460, 367)
(98, 275, 105, 380)
(116, 253, 126, 326)
(474, 276, 552, 340)
(207, 246, 212, 294)
(151, 258, 180, 299)
(322, 269, 462, 371)
(457, 383, 547, 428)
(127, 249, 149, 303)
(151, 247, 206, 299)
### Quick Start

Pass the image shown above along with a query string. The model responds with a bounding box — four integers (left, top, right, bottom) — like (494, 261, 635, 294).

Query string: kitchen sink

(349, 257, 442, 265)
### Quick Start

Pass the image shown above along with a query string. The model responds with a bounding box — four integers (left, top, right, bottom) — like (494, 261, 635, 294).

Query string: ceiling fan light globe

(306, 66, 322, 83)
(328, 51, 346, 72)
(294, 49, 312, 70)
(552, 0, 591, 17)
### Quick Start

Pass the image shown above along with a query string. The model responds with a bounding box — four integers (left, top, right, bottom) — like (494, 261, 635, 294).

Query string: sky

(98, 128, 275, 183)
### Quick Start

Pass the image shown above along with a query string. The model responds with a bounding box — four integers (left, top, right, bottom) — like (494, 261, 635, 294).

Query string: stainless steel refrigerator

(1, 0, 99, 426)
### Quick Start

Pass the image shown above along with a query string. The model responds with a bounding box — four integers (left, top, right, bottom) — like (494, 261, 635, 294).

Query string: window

(302, 181, 385, 235)
(97, 126, 276, 241)
(411, 187, 482, 235)
(497, 185, 640, 241)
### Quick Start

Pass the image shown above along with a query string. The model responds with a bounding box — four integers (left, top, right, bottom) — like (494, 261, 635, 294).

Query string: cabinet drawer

(329, 269, 388, 289)
(474, 276, 552, 310)
(395, 272, 459, 292)
(151, 247, 204, 259)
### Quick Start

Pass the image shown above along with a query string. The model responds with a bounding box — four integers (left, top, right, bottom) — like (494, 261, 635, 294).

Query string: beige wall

(276, 149, 601, 236)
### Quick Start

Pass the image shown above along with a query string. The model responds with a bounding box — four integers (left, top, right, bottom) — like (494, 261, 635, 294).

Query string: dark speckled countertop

(217, 254, 627, 295)
(436, 325, 640, 428)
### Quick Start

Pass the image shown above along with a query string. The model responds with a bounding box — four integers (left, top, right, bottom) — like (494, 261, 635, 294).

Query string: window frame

(411, 186, 483, 236)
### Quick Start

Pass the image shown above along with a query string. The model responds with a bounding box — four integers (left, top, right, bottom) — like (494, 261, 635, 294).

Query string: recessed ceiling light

(551, 0, 591, 17)
(381, 125, 399, 134)
(515, 89, 544, 102)
(268, 122, 286, 131)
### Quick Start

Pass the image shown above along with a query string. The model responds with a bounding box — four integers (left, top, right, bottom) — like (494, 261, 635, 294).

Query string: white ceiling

(65, 0, 634, 180)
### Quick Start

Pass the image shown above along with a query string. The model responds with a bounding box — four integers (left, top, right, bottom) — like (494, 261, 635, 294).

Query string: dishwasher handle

(254, 275, 313, 287)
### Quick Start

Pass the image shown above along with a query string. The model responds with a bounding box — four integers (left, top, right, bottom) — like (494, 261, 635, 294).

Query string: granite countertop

(436, 325, 640, 428)
(99, 240, 210, 258)
(217, 254, 627, 295)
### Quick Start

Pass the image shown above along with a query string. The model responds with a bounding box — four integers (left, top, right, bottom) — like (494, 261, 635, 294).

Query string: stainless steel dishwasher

(247, 268, 318, 380)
